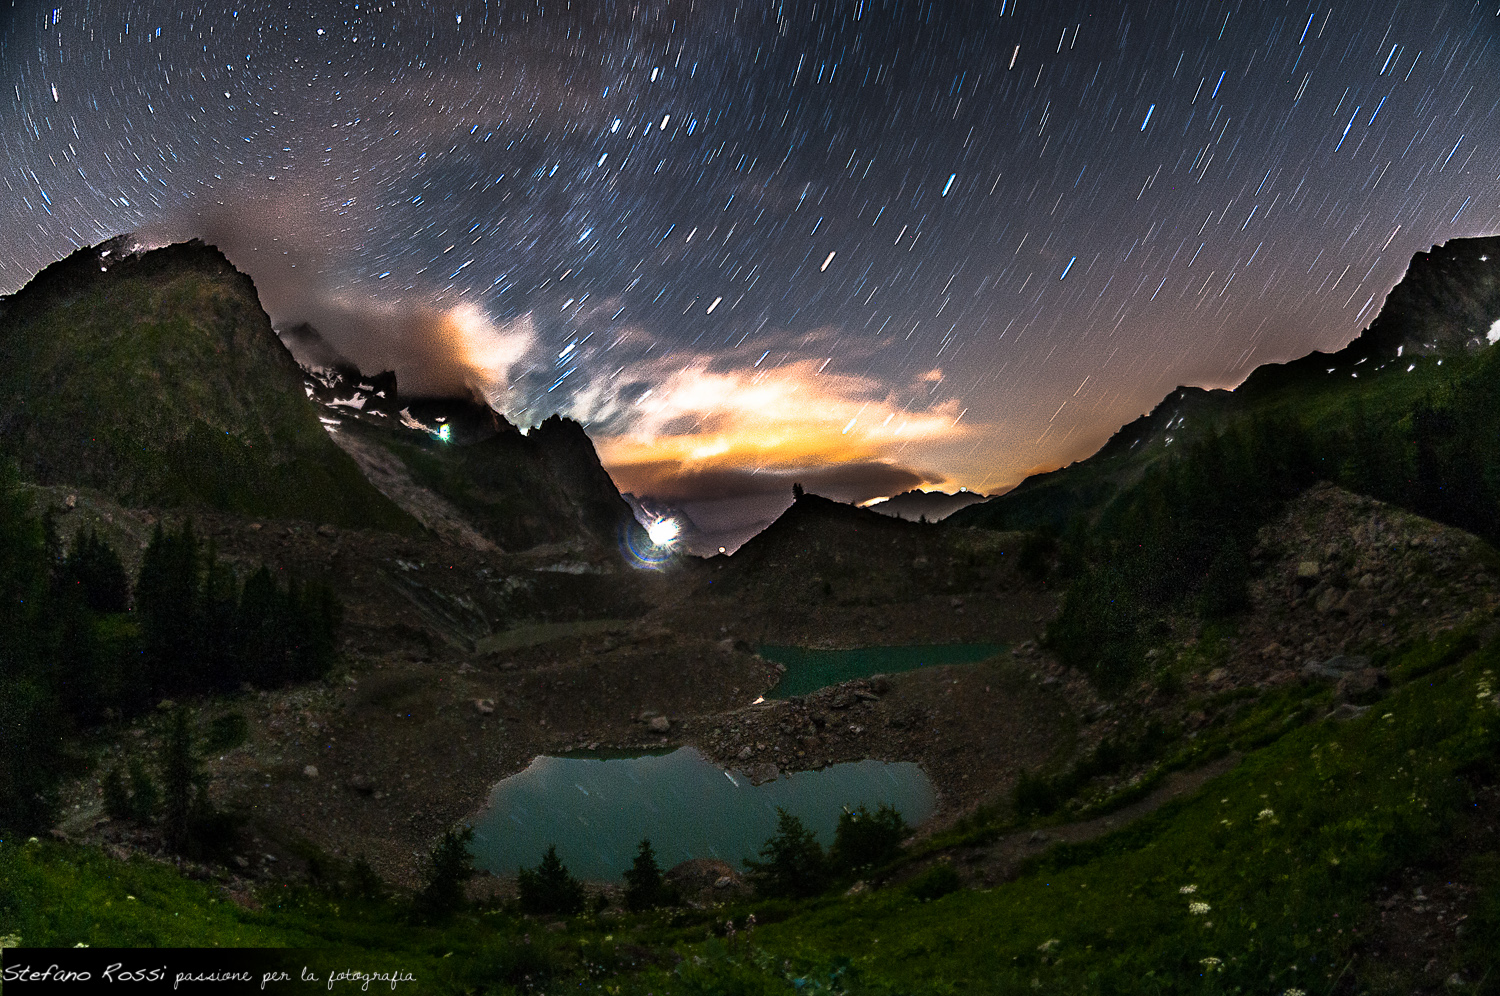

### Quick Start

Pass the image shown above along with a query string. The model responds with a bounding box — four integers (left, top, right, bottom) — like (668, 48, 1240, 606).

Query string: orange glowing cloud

(592, 356, 973, 495)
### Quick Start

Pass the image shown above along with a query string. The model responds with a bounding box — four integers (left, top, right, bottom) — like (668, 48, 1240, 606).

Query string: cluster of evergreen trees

(1043, 344, 1500, 693)
(410, 803, 911, 923)
(0, 461, 342, 833)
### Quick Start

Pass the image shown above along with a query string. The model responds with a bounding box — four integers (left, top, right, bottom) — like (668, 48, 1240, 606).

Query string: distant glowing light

(647, 518, 680, 545)
(438, 424, 451, 442)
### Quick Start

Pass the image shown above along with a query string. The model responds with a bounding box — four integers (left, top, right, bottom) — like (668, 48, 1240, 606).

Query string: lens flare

(646, 517, 680, 545)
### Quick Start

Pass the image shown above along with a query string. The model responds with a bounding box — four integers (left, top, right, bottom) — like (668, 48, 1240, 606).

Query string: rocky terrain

(36, 472, 1499, 909)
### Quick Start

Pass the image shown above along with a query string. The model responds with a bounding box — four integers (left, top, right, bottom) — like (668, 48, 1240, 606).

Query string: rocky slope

(292, 330, 648, 555)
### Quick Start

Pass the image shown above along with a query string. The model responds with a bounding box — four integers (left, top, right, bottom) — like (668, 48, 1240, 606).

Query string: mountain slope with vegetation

(0, 237, 412, 529)
(4, 237, 1500, 995)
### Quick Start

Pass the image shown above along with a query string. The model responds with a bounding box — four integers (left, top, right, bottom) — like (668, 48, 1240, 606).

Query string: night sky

(2, 1, 1498, 520)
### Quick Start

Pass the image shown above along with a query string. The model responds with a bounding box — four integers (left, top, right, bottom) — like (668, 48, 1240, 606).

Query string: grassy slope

(951, 345, 1461, 534)
(0, 247, 413, 531)
(5, 627, 1497, 994)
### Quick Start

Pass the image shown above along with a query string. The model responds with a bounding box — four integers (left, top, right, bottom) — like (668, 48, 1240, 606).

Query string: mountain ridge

(950, 234, 1500, 533)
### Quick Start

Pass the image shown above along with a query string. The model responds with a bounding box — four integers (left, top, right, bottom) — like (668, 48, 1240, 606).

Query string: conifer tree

(159, 706, 203, 852)
(517, 845, 585, 915)
(61, 527, 129, 614)
(414, 826, 476, 922)
(743, 809, 828, 898)
(622, 839, 671, 911)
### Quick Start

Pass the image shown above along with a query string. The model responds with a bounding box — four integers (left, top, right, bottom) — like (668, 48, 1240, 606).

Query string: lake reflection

(469, 747, 934, 882)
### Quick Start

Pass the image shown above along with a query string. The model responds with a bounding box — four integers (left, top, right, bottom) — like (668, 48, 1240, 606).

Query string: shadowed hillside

(0, 237, 412, 529)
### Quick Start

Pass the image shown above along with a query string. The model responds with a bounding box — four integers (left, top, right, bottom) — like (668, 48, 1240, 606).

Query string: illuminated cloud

(584, 351, 973, 501)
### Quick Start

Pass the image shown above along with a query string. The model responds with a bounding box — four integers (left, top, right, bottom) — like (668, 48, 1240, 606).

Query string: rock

(316, 523, 337, 537)
(845, 881, 868, 896)
(1296, 561, 1320, 584)
(1323, 654, 1371, 672)
(347, 774, 376, 796)
(648, 715, 671, 733)
(868, 675, 891, 695)
(1336, 668, 1389, 705)
(736, 745, 753, 760)
(665, 858, 741, 896)
(64, 493, 77, 510)
(1326, 702, 1371, 721)
(745, 762, 780, 785)
(474, 698, 496, 715)
(829, 693, 854, 709)
(854, 689, 881, 702)
(303, 765, 319, 778)
(1206, 668, 1227, 684)
(233, 855, 250, 868)
(1314, 588, 1345, 615)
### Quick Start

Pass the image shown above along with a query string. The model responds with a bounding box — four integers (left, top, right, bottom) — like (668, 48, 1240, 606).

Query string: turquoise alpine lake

(758, 643, 1004, 697)
(469, 747, 935, 882)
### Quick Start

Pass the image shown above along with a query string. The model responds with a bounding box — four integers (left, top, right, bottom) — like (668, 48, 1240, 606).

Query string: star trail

(1, 0, 1497, 511)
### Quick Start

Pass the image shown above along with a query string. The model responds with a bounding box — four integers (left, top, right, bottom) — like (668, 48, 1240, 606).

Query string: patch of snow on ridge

(1487, 318, 1500, 346)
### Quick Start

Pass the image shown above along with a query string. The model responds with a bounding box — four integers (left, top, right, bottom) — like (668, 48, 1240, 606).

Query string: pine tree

(414, 826, 476, 922)
(61, 527, 129, 614)
(622, 839, 671, 911)
(830, 803, 908, 874)
(743, 808, 829, 898)
(517, 844, 585, 915)
(135, 521, 200, 690)
(159, 707, 202, 852)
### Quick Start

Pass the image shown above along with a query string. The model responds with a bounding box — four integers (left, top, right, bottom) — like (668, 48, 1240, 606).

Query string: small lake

(758, 643, 1004, 698)
(469, 747, 934, 882)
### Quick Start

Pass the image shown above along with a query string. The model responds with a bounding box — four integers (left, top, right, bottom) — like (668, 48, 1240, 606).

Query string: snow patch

(1487, 318, 1500, 346)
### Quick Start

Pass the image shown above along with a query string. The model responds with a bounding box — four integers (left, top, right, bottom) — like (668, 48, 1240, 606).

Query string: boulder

(1336, 668, 1390, 705)
(744, 762, 780, 785)
(648, 715, 671, 733)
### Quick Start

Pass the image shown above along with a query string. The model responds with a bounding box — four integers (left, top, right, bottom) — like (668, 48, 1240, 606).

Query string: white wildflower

(1179, 884, 1198, 894)
(1257, 808, 1276, 820)
(1189, 902, 1212, 915)
(0, 934, 21, 949)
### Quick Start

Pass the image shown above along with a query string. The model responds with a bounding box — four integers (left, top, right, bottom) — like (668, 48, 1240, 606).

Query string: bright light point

(942, 173, 956, 196)
(707, 296, 722, 314)
(438, 424, 451, 442)
(647, 517, 680, 545)
(821, 251, 836, 271)
(651, 67, 660, 81)
(752, 695, 765, 705)
(660, 114, 670, 130)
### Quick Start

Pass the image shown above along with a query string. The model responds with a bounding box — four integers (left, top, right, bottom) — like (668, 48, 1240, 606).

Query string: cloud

(142, 197, 538, 399)
(293, 297, 537, 400)
(579, 350, 971, 502)
(591, 355, 970, 467)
